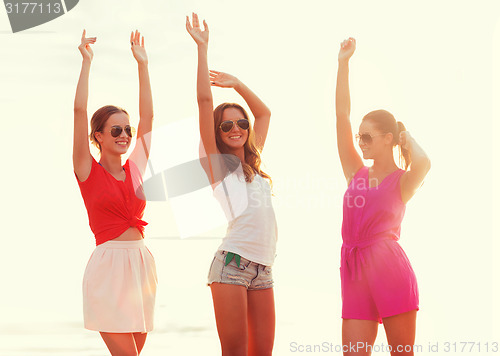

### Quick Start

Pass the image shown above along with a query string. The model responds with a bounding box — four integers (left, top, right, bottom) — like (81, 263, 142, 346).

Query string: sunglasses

(219, 119, 250, 133)
(355, 133, 386, 144)
(103, 125, 136, 138)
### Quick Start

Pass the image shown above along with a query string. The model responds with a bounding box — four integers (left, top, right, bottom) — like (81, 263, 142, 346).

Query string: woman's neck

(99, 153, 123, 174)
(371, 154, 398, 173)
(228, 148, 245, 165)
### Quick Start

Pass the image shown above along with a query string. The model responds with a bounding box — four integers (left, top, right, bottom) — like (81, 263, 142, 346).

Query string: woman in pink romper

(336, 37, 431, 356)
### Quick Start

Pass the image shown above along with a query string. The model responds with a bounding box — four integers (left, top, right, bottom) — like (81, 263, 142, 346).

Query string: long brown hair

(213, 103, 272, 186)
(89, 105, 129, 152)
(362, 109, 411, 170)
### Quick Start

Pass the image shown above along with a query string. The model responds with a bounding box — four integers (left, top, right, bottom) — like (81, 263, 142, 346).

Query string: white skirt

(83, 239, 157, 333)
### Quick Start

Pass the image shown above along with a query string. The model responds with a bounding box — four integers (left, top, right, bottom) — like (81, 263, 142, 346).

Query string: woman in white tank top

(187, 13, 277, 356)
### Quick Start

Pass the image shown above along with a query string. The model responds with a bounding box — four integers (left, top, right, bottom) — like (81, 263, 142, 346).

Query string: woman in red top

(73, 30, 156, 356)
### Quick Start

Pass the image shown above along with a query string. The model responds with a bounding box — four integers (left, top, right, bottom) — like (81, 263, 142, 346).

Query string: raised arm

(129, 30, 153, 177)
(336, 37, 363, 183)
(399, 131, 431, 204)
(73, 30, 96, 182)
(210, 71, 271, 150)
(187, 13, 220, 185)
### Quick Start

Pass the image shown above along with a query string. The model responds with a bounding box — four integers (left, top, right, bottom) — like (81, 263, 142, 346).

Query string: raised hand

(338, 37, 356, 62)
(78, 29, 96, 62)
(399, 130, 412, 150)
(209, 70, 239, 88)
(131, 30, 148, 65)
(186, 12, 209, 46)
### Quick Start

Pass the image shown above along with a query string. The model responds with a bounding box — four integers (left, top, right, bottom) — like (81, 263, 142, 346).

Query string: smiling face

(95, 112, 132, 156)
(218, 107, 249, 151)
(358, 119, 393, 160)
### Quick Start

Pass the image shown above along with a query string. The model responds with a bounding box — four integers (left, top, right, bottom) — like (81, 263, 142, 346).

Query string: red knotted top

(75, 157, 148, 245)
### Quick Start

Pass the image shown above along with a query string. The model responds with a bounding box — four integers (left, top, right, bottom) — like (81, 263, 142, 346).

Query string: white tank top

(213, 169, 278, 266)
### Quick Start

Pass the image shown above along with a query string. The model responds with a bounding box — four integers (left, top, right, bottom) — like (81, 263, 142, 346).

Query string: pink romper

(341, 166, 419, 323)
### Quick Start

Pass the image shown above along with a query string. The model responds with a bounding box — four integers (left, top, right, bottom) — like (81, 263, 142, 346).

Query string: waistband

(342, 237, 396, 280)
(342, 236, 397, 249)
(216, 250, 270, 267)
(97, 239, 146, 249)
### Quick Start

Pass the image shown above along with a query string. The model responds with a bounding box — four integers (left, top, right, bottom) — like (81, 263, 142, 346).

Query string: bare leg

(133, 332, 147, 354)
(342, 319, 378, 356)
(210, 282, 248, 356)
(99, 332, 139, 356)
(247, 288, 275, 356)
(382, 309, 417, 355)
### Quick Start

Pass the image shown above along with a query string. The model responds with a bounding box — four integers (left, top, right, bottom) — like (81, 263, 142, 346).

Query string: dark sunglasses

(219, 119, 250, 133)
(103, 125, 136, 138)
(355, 133, 386, 144)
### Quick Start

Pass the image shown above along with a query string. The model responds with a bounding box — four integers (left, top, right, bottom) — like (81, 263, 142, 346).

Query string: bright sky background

(0, 0, 499, 354)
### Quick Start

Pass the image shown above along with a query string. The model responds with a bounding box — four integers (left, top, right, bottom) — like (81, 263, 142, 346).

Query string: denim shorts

(207, 250, 274, 290)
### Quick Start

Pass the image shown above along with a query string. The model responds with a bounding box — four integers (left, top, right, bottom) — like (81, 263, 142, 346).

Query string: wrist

(233, 78, 243, 91)
(197, 43, 208, 51)
(338, 58, 350, 66)
(137, 61, 149, 68)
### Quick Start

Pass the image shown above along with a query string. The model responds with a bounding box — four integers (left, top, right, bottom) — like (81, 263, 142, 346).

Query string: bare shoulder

(74, 154, 95, 183)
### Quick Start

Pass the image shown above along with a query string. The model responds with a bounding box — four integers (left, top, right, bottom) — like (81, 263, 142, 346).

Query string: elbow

(420, 154, 431, 172)
(74, 107, 87, 115)
(139, 113, 154, 122)
(257, 109, 271, 122)
(412, 156, 431, 173)
(197, 95, 213, 104)
(336, 111, 350, 121)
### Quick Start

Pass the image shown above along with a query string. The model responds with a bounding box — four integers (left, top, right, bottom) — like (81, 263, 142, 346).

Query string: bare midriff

(112, 227, 143, 241)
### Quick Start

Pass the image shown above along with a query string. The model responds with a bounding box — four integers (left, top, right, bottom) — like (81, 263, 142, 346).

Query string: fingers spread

(129, 30, 145, 47)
